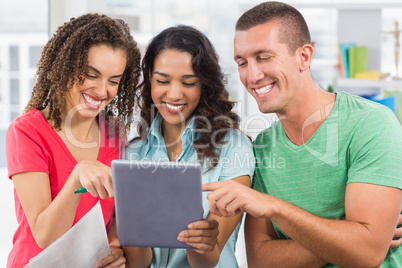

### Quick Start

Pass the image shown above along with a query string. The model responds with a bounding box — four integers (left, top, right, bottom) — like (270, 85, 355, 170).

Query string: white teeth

(255, 84, 274, 95)
(165, 103, 184, 110)
(83, 94, 102, 106)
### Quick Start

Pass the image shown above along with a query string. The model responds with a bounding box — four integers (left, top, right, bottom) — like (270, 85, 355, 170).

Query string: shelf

(294, 2, 402, 10)
(311, 58, 338, 68)
(337, 78, 402, 89)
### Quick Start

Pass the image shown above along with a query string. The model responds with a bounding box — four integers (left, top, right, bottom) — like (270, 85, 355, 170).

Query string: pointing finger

(202, 182, 217, 192)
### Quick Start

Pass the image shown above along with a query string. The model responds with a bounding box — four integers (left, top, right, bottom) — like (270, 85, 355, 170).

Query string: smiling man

(203, 1, 402, 267)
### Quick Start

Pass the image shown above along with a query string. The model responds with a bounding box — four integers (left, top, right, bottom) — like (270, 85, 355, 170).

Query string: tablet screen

(111, 160, 203, 248)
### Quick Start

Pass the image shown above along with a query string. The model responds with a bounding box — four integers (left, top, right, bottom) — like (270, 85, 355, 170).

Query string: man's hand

(202, 180, 270, 218)
(390, 213, 402, 248)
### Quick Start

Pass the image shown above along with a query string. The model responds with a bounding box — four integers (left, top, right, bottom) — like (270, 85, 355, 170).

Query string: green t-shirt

(253, 91, 402, 267)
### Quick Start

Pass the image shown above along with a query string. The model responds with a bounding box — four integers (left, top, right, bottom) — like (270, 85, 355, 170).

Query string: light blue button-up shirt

(126, 112, 255, 268)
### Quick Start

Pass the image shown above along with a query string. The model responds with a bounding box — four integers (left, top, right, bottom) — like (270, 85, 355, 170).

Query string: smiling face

(150, 49, 202, 130)
(234, 20, 303, 115)
(65, 44, 127, 120)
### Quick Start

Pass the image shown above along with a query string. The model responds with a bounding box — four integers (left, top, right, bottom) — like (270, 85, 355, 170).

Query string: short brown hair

(235, 1, 311, 53)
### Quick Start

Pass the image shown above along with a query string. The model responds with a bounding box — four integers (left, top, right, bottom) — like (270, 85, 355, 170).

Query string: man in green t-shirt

(203, 1, 402, 267)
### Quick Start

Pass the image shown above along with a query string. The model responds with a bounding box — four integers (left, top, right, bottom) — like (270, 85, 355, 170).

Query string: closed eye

(258, 56, 272, 61)
(156, 80, 169, 84)
(183, 82, 196, 86)
(236, 60, 247, 67)
(109, 80, 120, 86)
(86, 74, 97, 79)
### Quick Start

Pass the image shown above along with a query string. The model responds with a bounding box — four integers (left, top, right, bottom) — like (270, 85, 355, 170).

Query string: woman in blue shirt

(124, 25, 255, 268)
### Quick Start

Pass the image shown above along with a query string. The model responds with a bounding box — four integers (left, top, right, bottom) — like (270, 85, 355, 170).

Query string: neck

(279, 82, 336, 146)
(162, 120, 186, 147)
(162, 120, 188, 161)
(59, 105, 100, 143)
(68, 117, 99, 142)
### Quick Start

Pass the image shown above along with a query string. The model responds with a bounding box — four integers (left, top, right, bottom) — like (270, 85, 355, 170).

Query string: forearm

(30, 175, 82, 248)
(107, 217, 120, 248)
(247, 238, 327, 268)
(269, 197, 392, 267)
(186, 246, 220, 268)
(204, 176, 401, 267)
(123, 247, 152, 268)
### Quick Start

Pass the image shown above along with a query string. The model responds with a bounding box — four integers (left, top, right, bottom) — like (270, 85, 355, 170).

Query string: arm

(268, 182, 400, 268)
(204, 181, 402, 268)
(12, 160, 114, 249)
(179, 175, 251, 268)
(123, 247, 153, 268)
(96, 216, 126, 268)
(245, 214, 327, 268)
(204, 180, 326, 267)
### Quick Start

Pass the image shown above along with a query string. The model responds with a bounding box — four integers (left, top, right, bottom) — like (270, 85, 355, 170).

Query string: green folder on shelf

(348, 46, 368, 78)
(339, 42, 356, 78)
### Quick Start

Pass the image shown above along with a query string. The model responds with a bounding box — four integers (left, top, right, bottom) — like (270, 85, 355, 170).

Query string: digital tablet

(111, 160, 203, 248)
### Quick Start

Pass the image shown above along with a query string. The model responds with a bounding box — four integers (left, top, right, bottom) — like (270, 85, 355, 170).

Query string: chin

(161, 115, 188, 127)
(77, 109, 102, 119)
(165, 118, 187, 127)
(257, 106, 275, 114)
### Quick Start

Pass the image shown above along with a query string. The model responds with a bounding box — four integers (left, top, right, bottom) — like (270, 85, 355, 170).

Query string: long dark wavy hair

(134, 25, 240, 169)
(25, 13, 141, 136)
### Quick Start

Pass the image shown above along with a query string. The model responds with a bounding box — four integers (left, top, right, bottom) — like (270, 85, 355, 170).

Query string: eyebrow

(153, 71, 198, 79)
(88, 66, 124, 78)
(234, 49, 276, 60)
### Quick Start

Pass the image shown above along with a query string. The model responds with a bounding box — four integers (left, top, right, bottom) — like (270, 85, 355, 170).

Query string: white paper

(25, 202, 111, 268)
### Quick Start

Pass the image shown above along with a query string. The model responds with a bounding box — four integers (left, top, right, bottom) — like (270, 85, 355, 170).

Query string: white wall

(49, 0, 107, 35)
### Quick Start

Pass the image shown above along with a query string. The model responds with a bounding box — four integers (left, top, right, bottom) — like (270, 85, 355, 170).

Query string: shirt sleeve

(6, 117, 51, 179)
(347, 106, 402, 188)
(217, 130, 255, 182)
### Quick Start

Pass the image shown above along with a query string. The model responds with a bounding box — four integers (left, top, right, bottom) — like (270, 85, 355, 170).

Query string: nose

(166, 82, 183, 100)
(247, 61, 264, 84)
(93, 79, 109, 98)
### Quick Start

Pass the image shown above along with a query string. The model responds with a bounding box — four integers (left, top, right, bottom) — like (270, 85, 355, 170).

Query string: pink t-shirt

(6, 109, 119, 268)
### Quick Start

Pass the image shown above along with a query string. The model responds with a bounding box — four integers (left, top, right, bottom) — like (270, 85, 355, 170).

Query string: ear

(297, 44, 314, 72)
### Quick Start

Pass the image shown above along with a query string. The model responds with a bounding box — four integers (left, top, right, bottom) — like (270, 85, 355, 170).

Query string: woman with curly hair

(124, 25, 255, 268)
(5, 13, 141, 267)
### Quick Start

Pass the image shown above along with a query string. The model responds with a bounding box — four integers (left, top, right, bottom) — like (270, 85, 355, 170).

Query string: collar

(145, 112, 197, 154)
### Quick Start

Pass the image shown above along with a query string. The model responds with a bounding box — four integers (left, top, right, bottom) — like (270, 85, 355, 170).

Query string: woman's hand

(71, 160, 114, 199)
(390, 212, 402, 248)
(96, 245, 126, 268)
(177, 218, 219, 254)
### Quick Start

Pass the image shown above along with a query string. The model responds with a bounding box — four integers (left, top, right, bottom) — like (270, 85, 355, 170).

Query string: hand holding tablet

(111, 160, 203, 249)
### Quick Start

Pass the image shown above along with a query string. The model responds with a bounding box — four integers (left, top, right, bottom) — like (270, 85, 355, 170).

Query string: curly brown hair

(134, 25, 240, 170)
(25, 13, 141, 136)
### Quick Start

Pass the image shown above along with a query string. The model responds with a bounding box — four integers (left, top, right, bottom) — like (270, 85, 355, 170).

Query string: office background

(1, 0, 402, 266)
